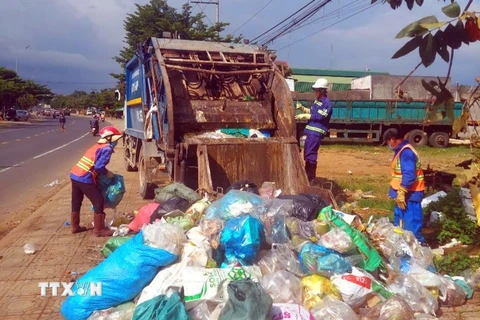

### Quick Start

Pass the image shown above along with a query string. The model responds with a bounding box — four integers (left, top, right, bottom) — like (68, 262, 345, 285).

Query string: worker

(59, 112, 66, 132)
(295, 78, 332, 181)
(384, 128, 426, 244)
(69, 126, 123, 237)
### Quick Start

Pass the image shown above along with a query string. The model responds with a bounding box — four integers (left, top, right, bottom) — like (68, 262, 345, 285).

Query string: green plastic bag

(100, 236, 134, 257)
(133, 293, 188, 320)
(318, 206, 383, 273)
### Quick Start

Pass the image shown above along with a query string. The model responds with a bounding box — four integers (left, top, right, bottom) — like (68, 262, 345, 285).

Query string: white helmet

(312, 78, 329, 90)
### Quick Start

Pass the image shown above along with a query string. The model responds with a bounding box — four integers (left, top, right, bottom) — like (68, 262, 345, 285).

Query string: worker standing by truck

(69, 126, 123, 237)
(295, 78, 332, 181)
(384, 128, 426, 244)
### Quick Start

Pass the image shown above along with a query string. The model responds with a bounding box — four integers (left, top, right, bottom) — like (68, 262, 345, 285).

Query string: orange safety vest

(71, 144, 110, 181)
(390, 144, 425, 192)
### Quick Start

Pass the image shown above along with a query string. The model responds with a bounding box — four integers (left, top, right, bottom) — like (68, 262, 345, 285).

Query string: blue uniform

(304, 97, 332, 164)
(389, 140, 425, 243)
(70, 145, 114, 184)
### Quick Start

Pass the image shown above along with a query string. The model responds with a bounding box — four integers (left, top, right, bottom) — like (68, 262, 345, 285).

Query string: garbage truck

(122, 37, 336, 207)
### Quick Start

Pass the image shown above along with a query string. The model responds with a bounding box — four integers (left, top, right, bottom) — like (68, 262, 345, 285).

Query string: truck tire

(429, 131, 450, 148)
(407, 129, 427, 147)
(138, 154, 155, 199)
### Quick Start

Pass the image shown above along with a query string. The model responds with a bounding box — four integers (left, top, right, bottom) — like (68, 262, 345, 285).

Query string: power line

(36, 80, 116, 85)
(251, 0, 317, 43)
(258, 0, 333, 45)
(276, 2, 380, 52)
(231, 0, 275, 35)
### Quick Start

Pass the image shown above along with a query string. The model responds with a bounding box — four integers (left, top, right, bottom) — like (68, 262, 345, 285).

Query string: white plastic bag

(319, 227, 354, 253)
(387, 274, 439, 316)
(142, 220, 187, 255)
(257, 244, 303, 277)
(182, 266, 263, 310)
(260, 270, 303, 304)
(268, 304, 314, 320)
(310, 296, 358, 320)
(87, 302, 135, 320)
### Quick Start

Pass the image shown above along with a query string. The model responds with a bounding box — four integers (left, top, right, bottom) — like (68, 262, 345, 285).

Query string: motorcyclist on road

(90, 115, 100, 135)
(59, 113, 66, 132)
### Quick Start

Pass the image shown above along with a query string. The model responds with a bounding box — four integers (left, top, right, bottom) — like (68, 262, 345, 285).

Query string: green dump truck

(295, 99, 463, 148)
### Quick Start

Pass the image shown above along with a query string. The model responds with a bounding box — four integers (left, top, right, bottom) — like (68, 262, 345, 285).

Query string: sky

(0, 0, 479, 94)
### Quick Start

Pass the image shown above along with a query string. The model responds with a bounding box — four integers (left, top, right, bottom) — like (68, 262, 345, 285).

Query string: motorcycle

(90, 126, 99, 136)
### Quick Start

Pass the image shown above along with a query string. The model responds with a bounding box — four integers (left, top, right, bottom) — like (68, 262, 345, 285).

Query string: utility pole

(191, 0, 219, 38)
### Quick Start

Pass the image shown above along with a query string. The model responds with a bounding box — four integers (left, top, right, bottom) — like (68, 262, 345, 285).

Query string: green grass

(322, 143, 470, 157)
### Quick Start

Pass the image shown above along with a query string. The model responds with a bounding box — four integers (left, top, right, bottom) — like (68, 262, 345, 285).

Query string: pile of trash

(60, 182, 480, 320)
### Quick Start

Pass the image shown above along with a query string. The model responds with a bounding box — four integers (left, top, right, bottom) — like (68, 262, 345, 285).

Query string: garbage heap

(61, 182, 480, 320)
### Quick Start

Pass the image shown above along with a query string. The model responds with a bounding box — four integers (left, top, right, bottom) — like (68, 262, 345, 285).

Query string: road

(0, 116, 109, 216)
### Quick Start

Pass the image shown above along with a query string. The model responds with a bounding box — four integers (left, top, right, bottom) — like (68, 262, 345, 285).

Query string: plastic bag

(185, 196, 211, 222)
(220, 215, 265, 267)
(219, 280, 272, 320)
(251, 199, 292, 244)
(278, 193, 328, 221)
(319, 227, 354, 253)
(87, 301, 135, 320)
(448, 276, 473, 299)
(97, 174, 126, 209)
(226, 180, 259, 195)
(268, 304, 314, 320)
(100, 236, 134, 257)
(128, 203, 159, 232)
(320, 206, 383, 273)
(187, 301, 225, 320)
(199, 218, 225, 249)
(259, 181, 276, 199)
(149, 197, 191, 223)
(438, 276, 467, 307)
(460, 268, 480, 291)
(299, 243, 352, 276)
(301, 274, 341, 310)
(310, 296, 358, 320)
(260, 270, 303, 304)
(154, 182, 200, 204)
(359, 295, 414, 320)
(205, 190, 264, 220)
(133, 293, 188, 320)
(258, 244, 303, 277)
(60, 232, 178, 320)
(387, 274, 438, 316)
(142, 221, 187, 255)
(166, 215, 195, 231)
(331, 267, 392, 309)
(183, 266, 263, 310)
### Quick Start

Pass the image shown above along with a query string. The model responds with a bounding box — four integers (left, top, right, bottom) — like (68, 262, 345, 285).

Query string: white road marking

(0, 133, 89, 175)
(0, 161, 25, 174)
(32, 133, 89, 160)
(0, 129, 21, 134)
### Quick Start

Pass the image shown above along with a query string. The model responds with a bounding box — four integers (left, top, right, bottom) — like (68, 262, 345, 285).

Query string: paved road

(0, 116, 110, 215)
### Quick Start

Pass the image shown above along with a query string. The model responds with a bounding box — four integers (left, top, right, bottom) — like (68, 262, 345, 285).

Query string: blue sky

(0, 0, 478, 93)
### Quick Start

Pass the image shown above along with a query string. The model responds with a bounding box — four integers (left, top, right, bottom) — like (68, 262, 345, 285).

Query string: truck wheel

(407, 129, 427, 147)
(429, 131, 450, 148)
(138, 154, 155, 199)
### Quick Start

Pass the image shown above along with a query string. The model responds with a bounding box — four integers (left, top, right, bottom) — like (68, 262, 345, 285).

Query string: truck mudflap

(182, 137, 338, 208)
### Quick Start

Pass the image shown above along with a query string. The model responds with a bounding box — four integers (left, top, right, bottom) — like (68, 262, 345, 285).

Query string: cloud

(0, 0, 478, 93)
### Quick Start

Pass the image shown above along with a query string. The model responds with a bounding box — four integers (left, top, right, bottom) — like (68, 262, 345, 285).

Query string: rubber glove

(106, 170, 114, 179)
(396, 186, 407, 210)
(295, 114, 311, 120)
(296, 102, 309, 113)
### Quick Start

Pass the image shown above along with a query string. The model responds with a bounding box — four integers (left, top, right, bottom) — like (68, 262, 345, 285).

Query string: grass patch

(357, 198, 395, 212)
(336, 176, 390, 194)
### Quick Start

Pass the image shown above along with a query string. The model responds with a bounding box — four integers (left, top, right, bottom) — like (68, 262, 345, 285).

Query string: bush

(434, 251, 480, 275)
(424, 188, 478, 245)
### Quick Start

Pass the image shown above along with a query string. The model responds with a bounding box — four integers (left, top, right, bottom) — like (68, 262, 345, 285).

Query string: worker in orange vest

(69, 126, 123, 237)
(384, 128, 426, 244)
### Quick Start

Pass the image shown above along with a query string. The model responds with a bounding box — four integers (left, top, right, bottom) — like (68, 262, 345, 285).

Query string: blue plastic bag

(97, 174, 126, 209)
(60, 232, 177, 320)
(205, 190, 264, 220)
(299, 242, 352, 276)
(220, 215, 265, 267)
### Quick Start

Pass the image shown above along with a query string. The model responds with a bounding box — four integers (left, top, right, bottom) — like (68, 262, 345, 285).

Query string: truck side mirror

(115, 90, 121, 101)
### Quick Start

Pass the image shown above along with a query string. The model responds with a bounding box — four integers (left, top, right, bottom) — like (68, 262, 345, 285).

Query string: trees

(111, 0, 241, 81)
(0, 67, 53, 111)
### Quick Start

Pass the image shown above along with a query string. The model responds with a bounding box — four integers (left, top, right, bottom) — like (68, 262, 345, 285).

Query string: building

(351, 75, 451, 100)
(290, 68, 389, 92)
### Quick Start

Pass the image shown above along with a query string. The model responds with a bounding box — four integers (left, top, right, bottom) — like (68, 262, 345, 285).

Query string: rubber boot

(71, 212, 87, 234)
(93, 213, 114, 237)
(305, 162, 317, 182)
